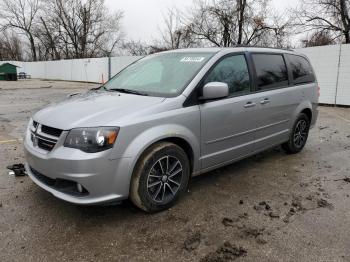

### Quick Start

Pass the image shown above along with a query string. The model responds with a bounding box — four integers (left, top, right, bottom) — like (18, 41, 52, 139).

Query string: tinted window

(252, 54, 288, 90)
(204, 55, 250, 96)
(287, 55, 315, 84)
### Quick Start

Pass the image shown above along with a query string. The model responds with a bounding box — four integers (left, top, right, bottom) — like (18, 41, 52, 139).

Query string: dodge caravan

(24, 47, 318, 212)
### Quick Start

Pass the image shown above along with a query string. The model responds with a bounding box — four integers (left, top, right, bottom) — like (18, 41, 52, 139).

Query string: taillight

(317, 86, 320, 97)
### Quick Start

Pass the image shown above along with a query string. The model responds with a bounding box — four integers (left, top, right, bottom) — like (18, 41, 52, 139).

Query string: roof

(164, 46, 295, 55)
(0, 62, 20, 68)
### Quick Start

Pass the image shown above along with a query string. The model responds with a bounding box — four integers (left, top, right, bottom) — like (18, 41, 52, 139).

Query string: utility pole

(108, 52, 112, 80)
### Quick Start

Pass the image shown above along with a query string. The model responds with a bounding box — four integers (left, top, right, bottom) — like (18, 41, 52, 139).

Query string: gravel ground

(0, 80, 350, 262)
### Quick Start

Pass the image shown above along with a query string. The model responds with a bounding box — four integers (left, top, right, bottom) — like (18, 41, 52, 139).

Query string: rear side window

(287, 55, 315, 84)
(203, 54, 250, 96)
(252, 54, 288, 91)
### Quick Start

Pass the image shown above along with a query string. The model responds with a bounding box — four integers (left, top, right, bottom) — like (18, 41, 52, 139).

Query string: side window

(252, 54, 289, 91)
(204, 55, 250, 96)
(287, 55, 315, 85)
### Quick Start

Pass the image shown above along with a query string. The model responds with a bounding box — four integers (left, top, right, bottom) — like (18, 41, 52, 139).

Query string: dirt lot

(1, 79, 350, 262)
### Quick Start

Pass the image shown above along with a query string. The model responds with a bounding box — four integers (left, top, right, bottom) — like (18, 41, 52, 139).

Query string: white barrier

(296, 45, 340, 105)
(4, 56, 141, 83)
(336, 44, 350, 106)
(297, 44, 350, 106)
(3, 45, 350, 105)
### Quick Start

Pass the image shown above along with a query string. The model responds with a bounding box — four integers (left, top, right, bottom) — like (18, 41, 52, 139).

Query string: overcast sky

(105, 0, 297, 42)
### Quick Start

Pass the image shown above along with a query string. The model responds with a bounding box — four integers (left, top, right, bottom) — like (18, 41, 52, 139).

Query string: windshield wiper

(90, 85, 106, 91)
(108, 88, 149, 96)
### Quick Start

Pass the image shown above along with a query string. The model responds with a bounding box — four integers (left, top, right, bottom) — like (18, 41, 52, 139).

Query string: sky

(105, 0, 297, 43)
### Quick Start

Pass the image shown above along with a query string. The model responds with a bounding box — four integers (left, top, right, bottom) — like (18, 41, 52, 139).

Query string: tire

(282, 113, 310, 154)
(130, 142, 190, 213)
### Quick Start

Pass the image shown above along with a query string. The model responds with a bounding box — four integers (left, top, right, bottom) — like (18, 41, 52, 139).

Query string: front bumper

(24, 133, 133, 205)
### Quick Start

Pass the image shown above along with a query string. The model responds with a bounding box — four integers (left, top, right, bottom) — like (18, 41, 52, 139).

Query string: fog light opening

(77, 183, 83, 193)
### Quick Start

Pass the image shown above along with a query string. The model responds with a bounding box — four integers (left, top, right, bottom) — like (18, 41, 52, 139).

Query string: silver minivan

(24, 47, 318, 212)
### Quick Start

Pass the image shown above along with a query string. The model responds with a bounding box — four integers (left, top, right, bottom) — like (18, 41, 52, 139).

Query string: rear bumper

(24, 134, 134, 205)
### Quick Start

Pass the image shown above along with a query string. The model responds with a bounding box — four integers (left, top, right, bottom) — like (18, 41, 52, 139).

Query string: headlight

(64, 127, 119, 153)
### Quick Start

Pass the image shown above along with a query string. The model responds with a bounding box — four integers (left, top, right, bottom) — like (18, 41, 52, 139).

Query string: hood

(33, 90, 165, 130)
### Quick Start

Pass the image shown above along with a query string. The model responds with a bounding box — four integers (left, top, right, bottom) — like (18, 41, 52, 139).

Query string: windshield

(104, 52, 214, 97)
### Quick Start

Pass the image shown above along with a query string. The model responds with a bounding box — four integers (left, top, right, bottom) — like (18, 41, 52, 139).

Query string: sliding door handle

(244, 102, 256, 108)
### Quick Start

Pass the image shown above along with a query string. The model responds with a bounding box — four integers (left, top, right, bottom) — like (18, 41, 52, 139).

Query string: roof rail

(233, 45, 294, 52)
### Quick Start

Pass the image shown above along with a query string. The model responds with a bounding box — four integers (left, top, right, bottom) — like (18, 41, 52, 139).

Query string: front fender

(122, 123, 200, 175)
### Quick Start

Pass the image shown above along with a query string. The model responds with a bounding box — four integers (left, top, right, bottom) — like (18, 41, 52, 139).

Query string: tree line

(0, 0, 349, 61)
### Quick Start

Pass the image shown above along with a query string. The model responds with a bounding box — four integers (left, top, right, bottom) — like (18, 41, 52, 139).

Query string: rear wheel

(282, 113, 310, 154)
(130, 142, 190, 213)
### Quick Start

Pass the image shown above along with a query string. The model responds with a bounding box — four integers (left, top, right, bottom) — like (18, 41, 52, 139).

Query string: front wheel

(130, 142, 190, 213)
(282, 113, 310, 154)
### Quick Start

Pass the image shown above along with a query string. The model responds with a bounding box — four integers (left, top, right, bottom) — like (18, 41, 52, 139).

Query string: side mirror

(199, 82, 229, 100)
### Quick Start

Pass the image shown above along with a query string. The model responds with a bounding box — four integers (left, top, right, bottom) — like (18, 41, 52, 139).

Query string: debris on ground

(183, 231, 201, 251)
(283, 208, 298, 223)
(256, 236, 268, 245)
(317, 199, 334, 210)
(318, 126, 329, 130)
(267, 212, 280, 219)
(242, 226, 265, 238)
(7, 163, 27, 177)
(334, 177, 350, 183)
(201, 242, 247, 262)
(283, 196, 307, 223)
(238, 213, 248, 219)
(259, 201, 271, 210)
(291, 197, 304, 211)
(306, 195, 313, 201)
(222, 217, 236, 227)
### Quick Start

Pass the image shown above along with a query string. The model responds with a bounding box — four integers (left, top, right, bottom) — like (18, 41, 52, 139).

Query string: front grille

(37, 138, 56, 151)
(30, 167, 89, 196)
(30, 121, 63, 152)
(33, 121, 38, 129)
(41, 125, 63, 137)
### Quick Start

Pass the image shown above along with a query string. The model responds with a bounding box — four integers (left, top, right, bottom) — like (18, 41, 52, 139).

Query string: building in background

(0, 63, 18, 81)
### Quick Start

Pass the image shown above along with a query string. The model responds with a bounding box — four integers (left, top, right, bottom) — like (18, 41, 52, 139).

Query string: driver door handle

(244, 102, 256, 108)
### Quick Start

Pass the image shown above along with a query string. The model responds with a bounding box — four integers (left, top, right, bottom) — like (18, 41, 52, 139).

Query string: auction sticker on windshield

(180, 57, 205, 63)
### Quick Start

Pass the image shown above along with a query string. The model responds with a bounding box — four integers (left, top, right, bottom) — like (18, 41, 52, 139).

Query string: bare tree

(292, 0, 350, 43)
(258, 13, 293, 49)
(0, 30, 23, 60)
(160, 8, 198, 49)
(0, 0, 40, 61)
(121, 40, 150, 56)
(301, 30, 336, 46)
(34, 15, 62, 60)
(184, 0, 291, 47)
(237, 0, 246, 44)
(42, 0, 123, 59)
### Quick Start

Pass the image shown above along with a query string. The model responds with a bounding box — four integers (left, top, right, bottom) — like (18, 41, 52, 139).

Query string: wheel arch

(123, 124, 200, 180)
(154, 137, 194, 174)
(300, 107, 312, 122)
(292, 101, 313, 127)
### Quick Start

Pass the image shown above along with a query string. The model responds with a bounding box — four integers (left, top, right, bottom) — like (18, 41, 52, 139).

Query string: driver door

(199, 54, 258, 170)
